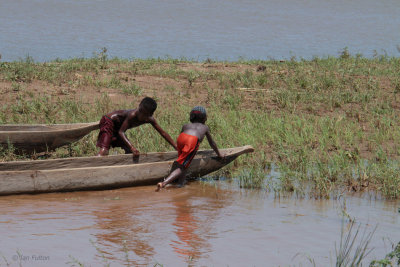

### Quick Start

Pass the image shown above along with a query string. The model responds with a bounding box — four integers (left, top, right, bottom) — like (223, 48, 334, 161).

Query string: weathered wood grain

(0, 145, 254, 195)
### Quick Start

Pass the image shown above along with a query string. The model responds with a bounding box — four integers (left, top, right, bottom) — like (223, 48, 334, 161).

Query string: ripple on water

(0, 182, 399, 266)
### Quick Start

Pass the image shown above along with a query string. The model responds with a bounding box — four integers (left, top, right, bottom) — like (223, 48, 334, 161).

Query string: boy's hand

(131, 147, 140, 158)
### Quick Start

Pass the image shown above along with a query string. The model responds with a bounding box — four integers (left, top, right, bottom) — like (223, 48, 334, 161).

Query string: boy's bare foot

(97, 147, 109, 156)
(155, 182, 163, 192)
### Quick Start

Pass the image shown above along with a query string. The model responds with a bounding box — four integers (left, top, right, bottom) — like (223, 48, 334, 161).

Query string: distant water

(1, 0, 400, 62)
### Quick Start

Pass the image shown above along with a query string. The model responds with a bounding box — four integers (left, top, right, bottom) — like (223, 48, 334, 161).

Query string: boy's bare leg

(177, 169, 187, 187)
(97, 147, 109, 156)
(156, 167, 184, 191)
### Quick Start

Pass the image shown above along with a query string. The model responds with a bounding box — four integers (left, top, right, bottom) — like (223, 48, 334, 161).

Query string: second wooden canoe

(0, 122, 99, 153)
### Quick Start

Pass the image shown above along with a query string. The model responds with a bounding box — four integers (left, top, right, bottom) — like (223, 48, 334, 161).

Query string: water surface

(0, 182, 399, 266)
(1, 0, 399, 62)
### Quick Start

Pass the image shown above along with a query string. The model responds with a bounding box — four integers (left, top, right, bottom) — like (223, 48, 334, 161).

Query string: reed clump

(1, 52, 400, 198)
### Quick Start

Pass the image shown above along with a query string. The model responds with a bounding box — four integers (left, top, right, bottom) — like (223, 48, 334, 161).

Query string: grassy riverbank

(1, 52, 400, 198)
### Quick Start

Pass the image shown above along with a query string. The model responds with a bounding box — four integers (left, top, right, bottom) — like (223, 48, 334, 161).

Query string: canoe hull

(0, 146, 254, 195)
(0, 122, 99, 153)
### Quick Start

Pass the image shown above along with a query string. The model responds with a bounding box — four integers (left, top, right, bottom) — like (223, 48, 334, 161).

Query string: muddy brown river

(0, 181, 399, 266)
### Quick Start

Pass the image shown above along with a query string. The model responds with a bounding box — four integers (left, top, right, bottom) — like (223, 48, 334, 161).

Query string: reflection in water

(91, 184, 229, 266)
(171, 197, 202, 260)
(170, 190, 218, 262)
(93, 202, 156, 266)
(0, 182, 398, 266)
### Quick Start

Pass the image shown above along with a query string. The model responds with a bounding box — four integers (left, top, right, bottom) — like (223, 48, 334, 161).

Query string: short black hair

(140, 97, 157, 113)
(190, 111, 207, 123)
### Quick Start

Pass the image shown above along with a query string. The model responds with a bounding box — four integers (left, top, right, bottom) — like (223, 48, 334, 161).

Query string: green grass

(1, 53, 400, 198)
(370, 241, 400, 266)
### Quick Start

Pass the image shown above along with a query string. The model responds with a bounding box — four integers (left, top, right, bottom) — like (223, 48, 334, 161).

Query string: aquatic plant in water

(335, 221, 376, 267)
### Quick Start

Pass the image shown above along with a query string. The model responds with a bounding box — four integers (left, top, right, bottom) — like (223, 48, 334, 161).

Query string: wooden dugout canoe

(0, 145, 254, 195)
(0, 122, 99, 153)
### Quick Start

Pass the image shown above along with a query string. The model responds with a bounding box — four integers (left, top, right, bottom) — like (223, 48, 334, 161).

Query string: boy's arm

(149, 118, 178, 151)
(118, 113, 139, 155)
(205, 128, 223, 158)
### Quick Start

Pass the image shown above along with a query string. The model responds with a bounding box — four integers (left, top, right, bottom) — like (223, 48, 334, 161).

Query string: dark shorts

(96, 116, 126, 150)
(176, 133, 199, 169)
